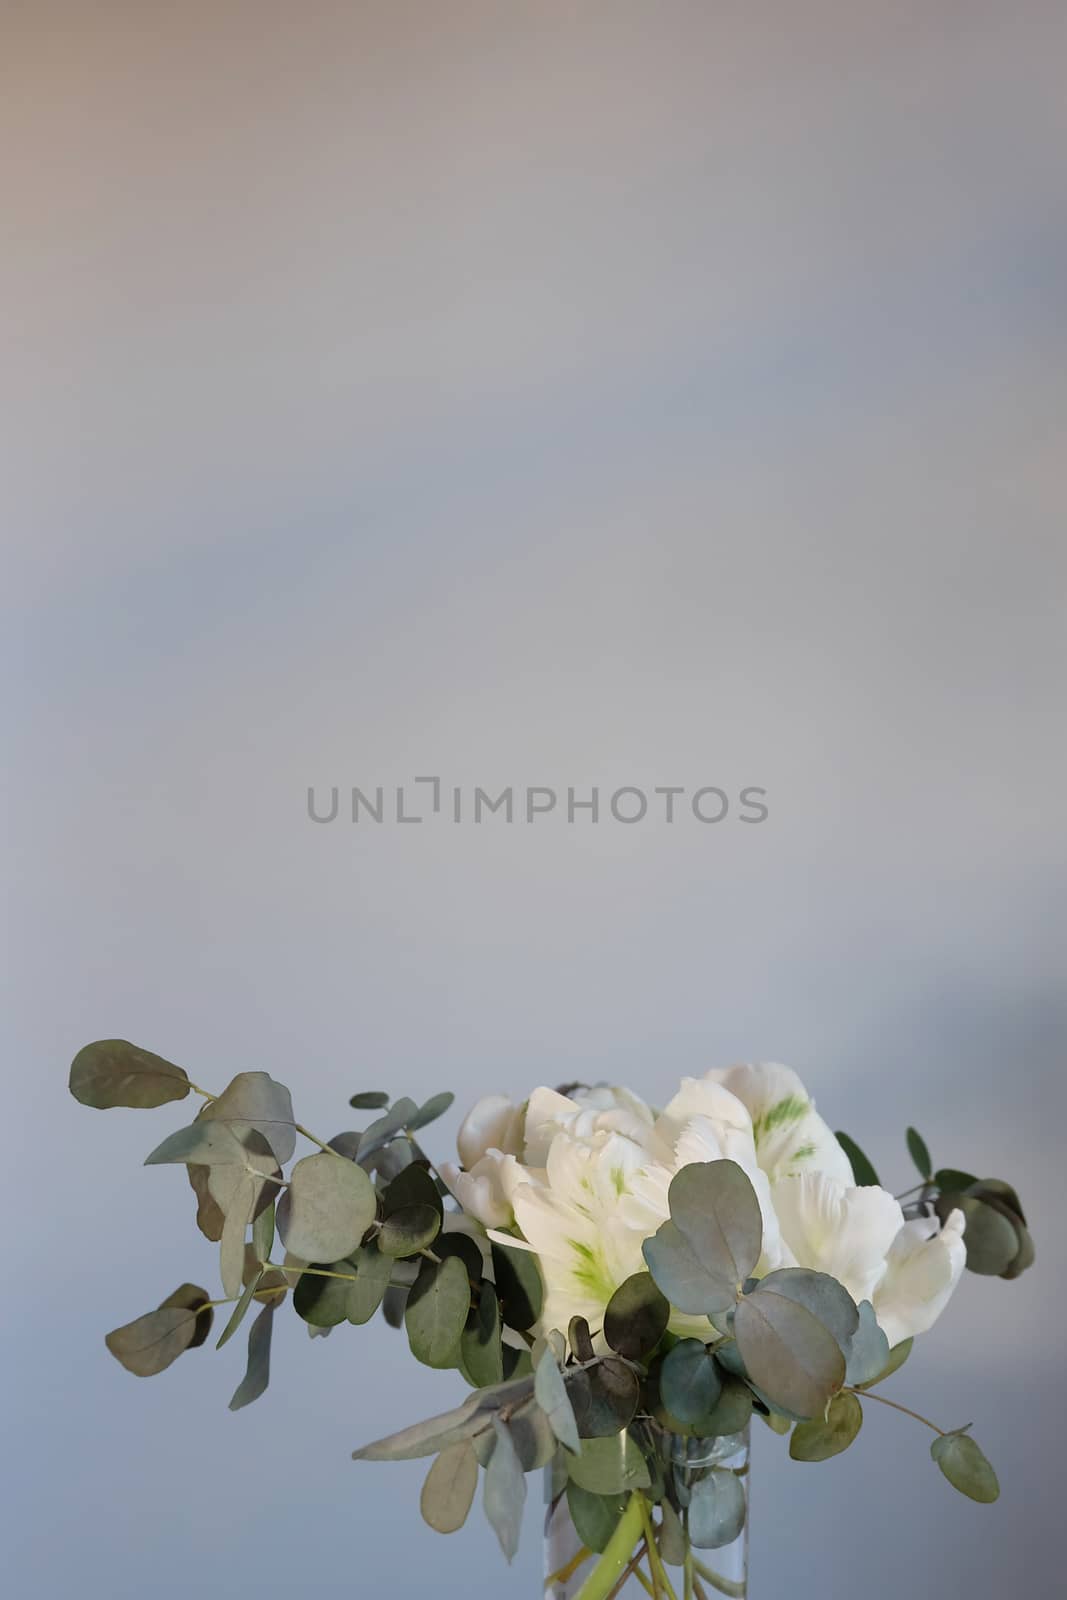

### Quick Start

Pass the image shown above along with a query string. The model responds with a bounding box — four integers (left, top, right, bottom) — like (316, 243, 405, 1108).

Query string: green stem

(691, 1558, 745, 1598)
(571, 1496, 647, 1600)
(845, 1386, 945, 1435)
(636, 1498, 678, 1600)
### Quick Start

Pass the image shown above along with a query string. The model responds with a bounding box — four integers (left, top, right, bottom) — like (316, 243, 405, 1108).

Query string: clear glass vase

(544, 1424, 750, 1599)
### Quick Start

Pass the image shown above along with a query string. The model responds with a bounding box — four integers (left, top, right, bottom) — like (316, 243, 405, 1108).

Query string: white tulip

(872, 1209, 967, 1348)
(773, 1173, 906, 1306)
(505, 1126, 653, 1341)
(440, 1150, 530, 1229)
(456, 1094, 526, 1169)
(705, 1063, 854, 1186)
(494, 1077, 781, 1342)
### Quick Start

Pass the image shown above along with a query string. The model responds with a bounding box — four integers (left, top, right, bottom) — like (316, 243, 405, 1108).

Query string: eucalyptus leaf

(844, 1301, 890, 1387)
(702, 1374, 754, 1437)
(933, 1167, 978, 1194)
(228, 1303, 275, 1410)
(567, 1432, 651, 1495)
(790, 1391, 863, 1461)
(734, 1281, 845, 1419)
(378, 1203, 442, 1258)
(187, 1161, 225, 1241)
(280, 1151, 377, 1262)
(569, 1316, 595, 1364)
(158, 1283, 213, 1348)
(353, 1381, 535, 1462)
(688, 1469, 747, 1549)
(405, 1256, 471, 1369)
(382, 1162, 444, 1223)
(420, 1440, 479, 1534)
(220, 1173, 261, 1298)
(751, 1268, 860, 1357)
(145, 1119, 249, 1167)
(534, 1347, 580, 1454)
(834, 1132, 880, 1187)
(460, 1284, 505, 1389)
(216, 1269, 263, 1349)
(906, 1126, 932, 1180)
(357, 1097, 419, 1161)
(491, 1240, 543, 1332)
(604, 1272, 670, 1360)
(644, 1162, 762, 1315)
(565, 1482, 629, 1555)
(293, 1260, 355, 1327)
(199, 1071, 296, 1164)
(951, 1196, 1022, 1276)
(859, 1336, 912, 1388)
(252, 1200, 276, 1264)
(381, 1283, 409, 1329)
(760, 1410, 792, 1436)
(346, 1242, 394, 1326)
(931, 1431, 999, 1503)
(373, 1139, 415, 1182)
(105, 1285, 212, 1377)
(505, 1402, 558, 1471)
(658, 1499, 688, 1567)
(349, 1091, 390, 1110)
(483, 1417, 526, 1563)
(207, 1135, 280, 1234)
(660, 1340, 723, 1425)
(434, 1231, 486, 1286)
(70, 1039, 191, 1110)
(567, 1358, 640, 1437)
(407, 1091, 456, 1132)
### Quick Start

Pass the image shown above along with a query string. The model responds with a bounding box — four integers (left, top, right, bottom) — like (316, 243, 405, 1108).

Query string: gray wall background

(4, 2, 1065, 1595)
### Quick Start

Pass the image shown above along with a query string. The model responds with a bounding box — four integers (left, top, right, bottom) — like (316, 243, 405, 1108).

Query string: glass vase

(544, 1424, 750, 1599)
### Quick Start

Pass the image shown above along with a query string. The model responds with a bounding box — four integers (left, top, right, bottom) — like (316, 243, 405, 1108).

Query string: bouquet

(70, 1042, 1033, 1599)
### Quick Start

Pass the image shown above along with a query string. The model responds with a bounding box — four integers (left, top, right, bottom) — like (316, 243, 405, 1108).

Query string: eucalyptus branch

(844, 1386, 945, 1436)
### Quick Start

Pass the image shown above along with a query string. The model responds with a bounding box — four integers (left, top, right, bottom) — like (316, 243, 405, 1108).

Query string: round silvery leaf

(105, 1284, 212, 1377)
(843, 1300, 890, 1387)
(567, 1359, 640, 1437)
(789, 1391, 863, 1461)
(931, 1431, 999, 1503)
(644, 1162, 762, 1315)
(565, 1483, 629, 1555)
(460, 1284, 505, 1389)
(567, 1433, 651, 1496)
(70, 1039, 191, 1110)
(420, 1440, 478, 1535)
(949, 1195, 1022, 1276)
(688, 1468, 747, 1549)
(604, 1272, 670, 1360)
(280, 1151, 377, 1262)
(659, 1340, 723, 1425)
(346, 1242, 393, 1326)
(378, 1203, 441, 1258)
(734, 1283, 845, 1419)
(293, 1260, 355, 1327)
(753, 1268, 860, 1357)
(199, 1071, 296, 1164)
(405, 1256, 471, 1369)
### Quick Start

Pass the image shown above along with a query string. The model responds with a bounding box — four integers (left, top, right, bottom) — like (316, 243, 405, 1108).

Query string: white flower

(872, 1209, 967, 1348)
(493, 1076, 782, 1343)
(772, 1173, 906, 1306)
(456, 1094, 526, 1169)
(440, 1150, 529, 1229)
(705, 1063, 854, 1186)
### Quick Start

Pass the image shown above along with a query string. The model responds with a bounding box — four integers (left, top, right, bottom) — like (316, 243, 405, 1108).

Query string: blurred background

(3, 1, 1065, 1594)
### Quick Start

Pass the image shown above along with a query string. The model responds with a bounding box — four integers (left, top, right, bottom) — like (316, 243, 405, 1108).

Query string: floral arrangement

(70, 1042, 1033, 1599)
